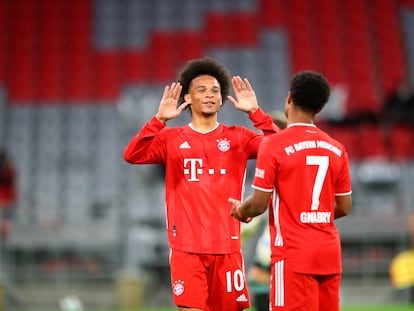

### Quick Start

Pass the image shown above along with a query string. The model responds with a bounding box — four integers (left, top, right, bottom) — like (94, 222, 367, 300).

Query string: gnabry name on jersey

(300, 211, 332, 224)
(183, 158, 226, 182)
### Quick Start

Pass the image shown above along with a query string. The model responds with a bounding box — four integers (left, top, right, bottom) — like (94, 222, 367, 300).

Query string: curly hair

(177, 57, 231, 109)
(289, 71, 330, 114)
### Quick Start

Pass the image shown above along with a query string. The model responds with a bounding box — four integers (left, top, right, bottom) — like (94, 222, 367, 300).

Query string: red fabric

(170, 249, 250, 310)
(253, 124, 351, 275)
(123, 108, 278, 254)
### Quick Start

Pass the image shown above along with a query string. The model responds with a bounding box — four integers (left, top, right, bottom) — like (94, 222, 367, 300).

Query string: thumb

(177, 102, 190, 113)
(228, 198, 238, 204)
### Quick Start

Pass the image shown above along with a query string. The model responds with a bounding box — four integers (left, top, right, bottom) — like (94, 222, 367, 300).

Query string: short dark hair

(289, 71, 330, 114)
(177, 57, 231, 108)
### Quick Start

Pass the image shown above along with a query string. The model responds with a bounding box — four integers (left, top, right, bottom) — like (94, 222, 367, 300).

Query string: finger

(228, 197, 238, 204)
(173, 84, 182, 99)
(243, 78, 253, 91)
(162, 85, 170, 100)
(177, 101, 190, 112)
(227, 96, 237, 106)
(231, 76, 243, 91)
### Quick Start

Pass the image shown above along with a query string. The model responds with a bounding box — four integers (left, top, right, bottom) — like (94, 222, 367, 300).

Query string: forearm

(334, 194, 352, 219)
(249, 108, 280, 135)
(239, 196, 264, 218)
(334, 208, 348, 219)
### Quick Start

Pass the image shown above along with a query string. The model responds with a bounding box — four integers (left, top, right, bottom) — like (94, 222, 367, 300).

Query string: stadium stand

(0, 0, 413, 308)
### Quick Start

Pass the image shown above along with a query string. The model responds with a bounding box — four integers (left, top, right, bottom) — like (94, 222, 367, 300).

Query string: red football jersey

(124, 108, 278, 253)
(252, 123, 351, 274)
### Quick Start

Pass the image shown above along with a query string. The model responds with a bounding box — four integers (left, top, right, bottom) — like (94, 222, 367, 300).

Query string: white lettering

(255, 168, 265, 179)
(294, 140, 317, 152)
(285, 145, 295, 155)
(316, 140, 342, 157)
(300, 211, 332, 224)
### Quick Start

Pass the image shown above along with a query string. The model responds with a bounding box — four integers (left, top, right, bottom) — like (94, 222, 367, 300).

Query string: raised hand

(155, 82, 189, 123)
(227, 76, 259, 115)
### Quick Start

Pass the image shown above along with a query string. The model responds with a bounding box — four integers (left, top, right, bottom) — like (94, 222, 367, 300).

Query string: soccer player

(245, 111, 287, 311)
(123, 57, 279, 311)
(229, 71, 352, 311)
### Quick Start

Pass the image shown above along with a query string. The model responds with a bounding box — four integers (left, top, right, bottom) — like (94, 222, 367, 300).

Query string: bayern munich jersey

(252, 123, 352, 275)
(124, 108, 278, 254)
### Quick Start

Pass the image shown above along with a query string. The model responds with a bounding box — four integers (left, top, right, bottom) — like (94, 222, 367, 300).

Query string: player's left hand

(228, 198, 252, 223)
(227, 76, 258, 115)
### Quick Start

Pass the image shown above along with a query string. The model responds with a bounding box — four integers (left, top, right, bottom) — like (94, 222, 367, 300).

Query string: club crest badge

(173, 280, 185, 296)
(217, 138, 230, 152)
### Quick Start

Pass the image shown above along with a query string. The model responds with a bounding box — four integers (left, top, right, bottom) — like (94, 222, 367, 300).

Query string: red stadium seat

(329, 125, 360, 161)
(175, 31, 204, 63)
(258, 0, 285, 28)
(66, 50, 94, 101)
(389, 124, 414, 162)
(204, 13, 232, 47)
(148, 32, 178, 83)
(357, 123, 388, 160)
(121, 50, 151, 83)
(94, 52, 121, 100)
(230, 13, 259, 46)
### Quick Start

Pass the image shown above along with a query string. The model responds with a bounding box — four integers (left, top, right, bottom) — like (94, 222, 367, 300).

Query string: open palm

(228, 76, 259, 114)
(156, 82, 189, 122)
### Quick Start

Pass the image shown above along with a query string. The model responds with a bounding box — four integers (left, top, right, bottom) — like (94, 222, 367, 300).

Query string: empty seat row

(327, 123, 414, 162)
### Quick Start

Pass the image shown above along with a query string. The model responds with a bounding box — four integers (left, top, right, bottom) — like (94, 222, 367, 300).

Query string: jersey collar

(287, 123, 316, 128)
(188, 122, 220, 134)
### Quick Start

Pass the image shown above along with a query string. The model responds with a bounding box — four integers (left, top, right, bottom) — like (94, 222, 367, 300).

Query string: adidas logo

(236, 293, 248, 302)
(179, 141, 191, 149)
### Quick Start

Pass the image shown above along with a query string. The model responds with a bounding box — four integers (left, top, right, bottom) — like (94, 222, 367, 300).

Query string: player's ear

(287, 92, 292, 103)
(184, 94, 191, 103)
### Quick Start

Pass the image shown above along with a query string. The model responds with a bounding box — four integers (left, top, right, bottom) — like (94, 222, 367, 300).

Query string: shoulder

(318, 128, 347, 150)
(161, 124, 187, 134)
(224, 124, 261, 136)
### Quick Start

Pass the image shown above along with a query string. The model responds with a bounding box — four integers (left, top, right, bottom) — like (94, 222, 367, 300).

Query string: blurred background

(0, 0, 414, 310)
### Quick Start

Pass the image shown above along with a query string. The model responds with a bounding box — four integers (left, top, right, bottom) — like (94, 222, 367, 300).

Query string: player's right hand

(229, 198, 252, 223)
(155, 82, 189, 123)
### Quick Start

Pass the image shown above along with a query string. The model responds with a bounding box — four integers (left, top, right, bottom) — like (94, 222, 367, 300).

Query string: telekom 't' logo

(184, 158, 226, 181)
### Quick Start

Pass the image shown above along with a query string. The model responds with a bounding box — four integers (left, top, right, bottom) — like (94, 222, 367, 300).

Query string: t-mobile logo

(183, 158, 226, 181)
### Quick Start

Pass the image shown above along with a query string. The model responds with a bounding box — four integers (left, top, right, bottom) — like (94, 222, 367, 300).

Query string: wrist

(247, 106, 259, 116)
(155, 114, 167, 124)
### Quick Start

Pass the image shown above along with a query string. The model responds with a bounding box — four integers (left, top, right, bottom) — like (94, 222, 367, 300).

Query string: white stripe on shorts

(274, 260, 284, 307)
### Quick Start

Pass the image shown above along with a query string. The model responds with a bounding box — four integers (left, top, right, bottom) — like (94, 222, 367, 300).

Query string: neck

(287, 107, 314, 125)
(190, 114, 218, 132)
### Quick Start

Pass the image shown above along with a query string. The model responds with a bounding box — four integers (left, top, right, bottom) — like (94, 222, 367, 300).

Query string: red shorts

(169, 249, 250, 311)
(270, 260, 341, 311)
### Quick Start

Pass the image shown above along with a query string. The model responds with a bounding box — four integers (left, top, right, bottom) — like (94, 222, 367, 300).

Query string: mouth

(203, 101, 216, 106)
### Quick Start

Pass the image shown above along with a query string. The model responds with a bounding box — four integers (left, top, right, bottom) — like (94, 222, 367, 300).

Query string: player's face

(185, 75, 222, 116)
